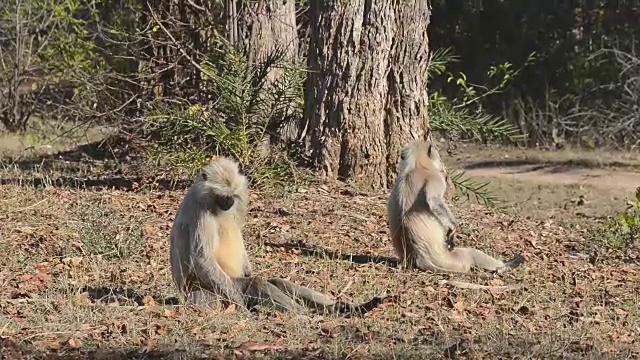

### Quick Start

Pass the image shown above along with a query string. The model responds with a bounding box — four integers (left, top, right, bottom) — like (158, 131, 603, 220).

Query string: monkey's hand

(426, 191, 458, 233)
(446, 228, 456, 251)
(242, 249, 253, 277)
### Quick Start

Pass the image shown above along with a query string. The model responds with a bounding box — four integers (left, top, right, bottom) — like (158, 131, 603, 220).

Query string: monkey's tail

(439, 279, 525, 291)
(333, 293, 399, 318)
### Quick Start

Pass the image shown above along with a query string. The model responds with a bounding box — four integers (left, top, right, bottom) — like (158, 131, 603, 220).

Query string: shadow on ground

(0, 346, 359, 360)
(460, 159, 640, 191)
(0, 176, 192, 191)
(3, 338, 637, 360)
(0, 135, 197, 191)
(80, 285, 180, 306)
(264, 241, 399, 268)
(0, 135, 140, 169)
(462, 157, 640, 171)
(0, 347, 416, 360)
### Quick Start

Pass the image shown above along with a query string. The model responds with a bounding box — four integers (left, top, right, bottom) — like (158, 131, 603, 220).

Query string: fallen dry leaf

(142, 295, 157, 306)
(237, 341, 284, 352)
(67, 338, 82, 349)
(41, 340, 62, 351)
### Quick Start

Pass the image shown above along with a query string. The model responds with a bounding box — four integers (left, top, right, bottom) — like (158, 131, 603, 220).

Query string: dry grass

(0, 137, 639, 359)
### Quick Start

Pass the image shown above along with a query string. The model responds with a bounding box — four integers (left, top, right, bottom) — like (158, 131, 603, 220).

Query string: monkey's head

(195, 156, 248, 212)
(398, 140, 443, 176)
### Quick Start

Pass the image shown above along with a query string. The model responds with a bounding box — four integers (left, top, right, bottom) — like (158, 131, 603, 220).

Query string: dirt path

(461, 164, 639, 191)
(446, 143, 640, 191)
(442, 144, 640, 220)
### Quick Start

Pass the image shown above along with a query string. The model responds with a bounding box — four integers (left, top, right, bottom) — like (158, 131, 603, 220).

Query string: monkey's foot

(499, 254, 525, 272)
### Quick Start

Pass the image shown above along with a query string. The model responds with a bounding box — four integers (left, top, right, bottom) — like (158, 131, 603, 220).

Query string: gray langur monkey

(386, 140, 524, 273)
(170, 156, 384, 316)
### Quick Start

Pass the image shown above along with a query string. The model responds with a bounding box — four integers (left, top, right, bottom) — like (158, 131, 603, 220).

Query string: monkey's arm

(189, 231, 246, 306)
(425, 187, 458, 232)
(192, 255, 246, 306)
(241, 247, 253, 277)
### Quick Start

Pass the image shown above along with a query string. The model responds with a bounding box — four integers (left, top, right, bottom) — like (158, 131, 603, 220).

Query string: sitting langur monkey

(387, 140, 525, 273)
(170, 156, 383, 315)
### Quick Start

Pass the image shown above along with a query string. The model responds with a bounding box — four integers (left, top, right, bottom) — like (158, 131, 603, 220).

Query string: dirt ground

(0, 138, 639, 359)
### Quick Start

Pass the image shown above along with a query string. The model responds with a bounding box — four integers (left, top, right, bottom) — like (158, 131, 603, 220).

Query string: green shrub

(142, 36, 303, 193)
(0, 0, 115, 132)
(595, 187, 640, 250)
(427, 47, 534, 144)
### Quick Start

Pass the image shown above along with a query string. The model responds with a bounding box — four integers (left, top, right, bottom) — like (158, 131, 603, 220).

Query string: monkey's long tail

(335, 293, 399, 318)
(439, 279, 525, 291)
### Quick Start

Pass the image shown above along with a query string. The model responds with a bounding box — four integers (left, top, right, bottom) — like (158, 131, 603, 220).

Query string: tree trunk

(303, 0, 432, 191)
(238, 0, 301, 146)
(241, 0, 299, 69)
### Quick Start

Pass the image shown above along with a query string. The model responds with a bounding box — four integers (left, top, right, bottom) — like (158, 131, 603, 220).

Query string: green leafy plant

(143, 36, 302, 192)
(595, 187, 640, 250)
(0, 0, 109, 131)
(427, 48, 535, 207)
(448, 170, 504, 209)
(427, 47, 535, 143)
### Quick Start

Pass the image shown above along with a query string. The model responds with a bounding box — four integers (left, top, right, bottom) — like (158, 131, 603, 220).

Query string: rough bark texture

(385, 0, 432, 186)
(304, 0, 432, 190)
(239, 0, 300, 144)
(242, 0, 299, 68)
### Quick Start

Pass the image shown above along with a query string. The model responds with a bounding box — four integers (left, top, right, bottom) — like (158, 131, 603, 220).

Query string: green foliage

(143, 36, 303, 193)
(448, 170, 504, 209)
(0, 0, 108, 130)
(430, 103, 522, 144)
(429, 0, 640, 148)
(595, 187, 640, 250)
(427, 47, 532, 143)
(427, 48, 533, 207)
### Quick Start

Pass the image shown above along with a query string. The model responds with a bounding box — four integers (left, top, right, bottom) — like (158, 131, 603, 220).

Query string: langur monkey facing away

(387, 140, 524, 273)
(170, 156, 384, 316)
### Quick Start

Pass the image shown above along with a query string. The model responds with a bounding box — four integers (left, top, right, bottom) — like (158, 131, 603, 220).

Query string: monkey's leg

(267, 278, 339, 312)
(268, 278, 389, 317)
(192, 257, 247, 307)
(185, 289, 248, 311)
(236, 277, 308, 314)
(416, 252, 471, 273)
(450, 248, 525, 272)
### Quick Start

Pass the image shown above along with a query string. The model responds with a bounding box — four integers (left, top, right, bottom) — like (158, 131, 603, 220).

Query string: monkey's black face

(216, 194, 235, 211)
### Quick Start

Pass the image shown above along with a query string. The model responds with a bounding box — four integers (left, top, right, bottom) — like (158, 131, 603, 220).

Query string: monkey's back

(169, 189, 199, 295)
(387, 167, 450, 264)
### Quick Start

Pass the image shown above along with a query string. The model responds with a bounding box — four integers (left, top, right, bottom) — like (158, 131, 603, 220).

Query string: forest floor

(1, 130, 639, 359)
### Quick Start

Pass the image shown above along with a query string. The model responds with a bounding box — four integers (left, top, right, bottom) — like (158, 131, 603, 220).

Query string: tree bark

(238, 0, 301, 145)
(241, 0, 299, 68)
(304, 0, 432, 191)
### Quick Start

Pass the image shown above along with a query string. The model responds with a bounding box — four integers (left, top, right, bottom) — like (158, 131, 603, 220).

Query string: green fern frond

(430, 102, 523, 143)
(428, 47, 459, 78)
(449, 169, 504, 208)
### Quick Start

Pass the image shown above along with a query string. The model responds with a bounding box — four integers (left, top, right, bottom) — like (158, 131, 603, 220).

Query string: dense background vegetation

(430, 0, 640, 149)
(2, 2, 640, 358)
(2, 1, 638, 159)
